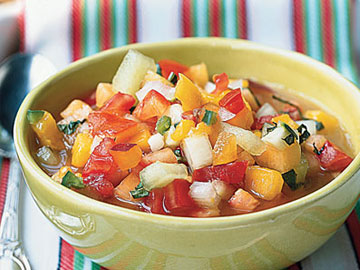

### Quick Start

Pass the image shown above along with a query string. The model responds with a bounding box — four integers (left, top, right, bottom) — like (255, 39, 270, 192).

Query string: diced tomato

(192, 161, 248, 185)
(219, 89, 245, 114)
(88, 112, 137, 137)
(282, 104, 301, 121)
(211, 73, 229, 95)
(133, 90, 171, 121)
(100, 92, 136, 115)
(83, 137, 123, 195)
(164, 179, 196, 214)
(181, 109, 200, 124)
(158, 59, 189, 79)
(83, 90, 96, 106)
(317, 141, 353, 172)
(143, 189, 166, 215)
(251, 114, 278, 130)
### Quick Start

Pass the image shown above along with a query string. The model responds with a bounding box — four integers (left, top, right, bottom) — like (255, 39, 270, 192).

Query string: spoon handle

(0, 158, 31, 270)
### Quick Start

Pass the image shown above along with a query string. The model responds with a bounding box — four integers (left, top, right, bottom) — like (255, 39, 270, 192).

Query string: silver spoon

(0, 53, 56, 270)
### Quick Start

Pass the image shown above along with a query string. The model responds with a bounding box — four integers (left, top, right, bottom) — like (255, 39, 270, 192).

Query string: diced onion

(148, 133, 164, 152)
(256, 103, 277, 118)
(228, 79, 243, 90)
(163, 104, 183, 125)
(261, 125, 289, 150)
(182, 134, 213, 170)
(218, 107, 236, 122)
(296, 120, 317, 136)
(221, 122, 266, 156)
(90, 135, 103, 153)
(135, 81, 175, 102)
(189, 182, 221, 208)
(164, 126, 180, 148)
(212, 180, 235, 201)
(204, 82, 216, 93)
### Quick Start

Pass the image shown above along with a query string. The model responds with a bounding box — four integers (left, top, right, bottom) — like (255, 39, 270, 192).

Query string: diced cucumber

(282, 153, 309, 190)
(61, 171, 85, 189)
(261, 122, 298, 150)
(255, 103, 277, 118)
(112, 49, 156, 98)
(27, 110, 45, 124)
(36, 146, 61, 166)
(140, 161, 188, 191)
(181, 134, 213, 170)
(296, 120, 317, 136)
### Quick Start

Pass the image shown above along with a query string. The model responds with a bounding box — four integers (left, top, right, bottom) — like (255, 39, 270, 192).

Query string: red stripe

(292, 0, 306, 53)
(210, 0, 221, 37)
(59, 239, 75, 270)
(101, 0, 112, 50)
(18, 1, 25, 52)
(182, 0, 192, 37)
(0, 159, 10, 220)
(238, 0, 248, 39)
(346, 211, 360, 263)
(72, 0, 83, 61)
(321, 0, 335, 67)
(128, 0, 138, 43)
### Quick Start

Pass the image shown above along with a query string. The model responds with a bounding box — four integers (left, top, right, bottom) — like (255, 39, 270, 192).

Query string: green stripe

(304, 0, 323, 61)
(113, 0, 127, 46)
(73, 251, 85, 270)
(194, 0, 208, 37)
(193, 0, 198, 36)
(0, 157, 3, 176)
(91, 262, 101, 270)
(223, 0, 237, 38)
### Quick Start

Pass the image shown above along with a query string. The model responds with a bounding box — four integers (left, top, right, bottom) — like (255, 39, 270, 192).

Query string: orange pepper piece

(114, 172, 141, 202)
(110, 143, 142, 171)
(213, 131, 238, 165)
(171, 119, 195, 141)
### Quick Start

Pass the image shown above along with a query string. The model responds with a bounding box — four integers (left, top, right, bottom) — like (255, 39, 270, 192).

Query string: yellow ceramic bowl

(14, 38, 360, 270)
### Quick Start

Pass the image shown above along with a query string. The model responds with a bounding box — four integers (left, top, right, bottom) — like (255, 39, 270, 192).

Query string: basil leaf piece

(281, 123, 298, 145)
(61, 171, 85, 189)
(57, 119, 86, 135)
(156, 63, 162, 76)
(167, 72, 178, 84)
(272, 95, 304, 119)
(315, 121, 324, 131)
(202, 110, 218, 126)
(313, 143, 325, 155)
(282, 169, 301, 190)
(130, 182, 149, 199)
(156, 116, 172, 135)
(297, 124, 311, 144)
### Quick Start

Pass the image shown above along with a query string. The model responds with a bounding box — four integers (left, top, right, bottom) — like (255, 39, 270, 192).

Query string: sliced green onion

(61, 171, 85, 189)
(281, 123, 298, 146)
(57, 119, 85, 135)
(272, 95, 304, 119)
(156, 63, 162, 76)
(130, 182, 149, 199)
(315, 121, 324, 131)
(282, 169, 298, 191)
(313, 143, 325, 155)
(297, 124, 310, 144)
(27, 110, 45, 124)
(202, 110, 217, 126)
(167, 72, 178, 84)
(156, 116, 171, 135)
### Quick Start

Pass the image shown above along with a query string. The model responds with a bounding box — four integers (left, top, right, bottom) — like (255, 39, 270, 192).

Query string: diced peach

(237, 150, 255, 166)
(255, 142, 301, 173)
(213, 132, 238, 165)
(229, 188, 260, 211)
(110, 144, 142, 171)
(171, 119, 195, 141)
(141, 148, 178, 166)
(60, 99, 93, 121)
(72, 133, 93, 167)
(95, 83, 116, 108)
(183, 62, 209, 88)
(242, 88, 259, 111)
(114, 172, 141, 202)
(226, 101, 253, 129)
(245, 166, 284, 200)
(127, 124, 151, 152)
(303, 134, 326, 153)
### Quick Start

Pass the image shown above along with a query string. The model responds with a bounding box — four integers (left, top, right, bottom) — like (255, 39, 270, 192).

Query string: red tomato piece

(158, 59, 189, 79)
(211, 73, 229, 95)
(83, 90, 96, 106)
(219, 89, 245, 114)
(133, 90, 171, 121)
(181, 109, 200, 124)
(83, 174, 114, 198)
(88, 112, 137, 137)
(192, 161, 248, 185)
(164, 179, 195, 214)
(143, 189, 166, 215)
(282, 104, 301, 121)
(317, 141, 353, 172)
(251, 114, 278, 130)
(100, 92, 136, 115)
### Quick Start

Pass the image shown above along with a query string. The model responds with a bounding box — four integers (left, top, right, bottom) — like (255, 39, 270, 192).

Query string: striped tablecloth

(1, 0, 359, 269)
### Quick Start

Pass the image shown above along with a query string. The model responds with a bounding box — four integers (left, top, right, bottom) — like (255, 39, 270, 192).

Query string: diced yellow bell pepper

(190, 122, 212, 136)
(60, 99, 93, 121)
(272, 114, 299, 130)
(30, 111, 64, 151)
(175, 74, 204, 111)
(255, 141, 301, 173)
(96, 83, 117, 108)
(201, 89, 231, 105)
(245, 166, 284, 200)
(304, 110, 338, 132)
(127, 124, 151, 152)
(72, 133, 93, 167)
(213, 132, 237, 165)
(183, 62, 209, 88)
(171, 119, 195, 141)
(252, 130, 262, 138)
(237, 150, 255, 166)
(140, 70, 173, 87)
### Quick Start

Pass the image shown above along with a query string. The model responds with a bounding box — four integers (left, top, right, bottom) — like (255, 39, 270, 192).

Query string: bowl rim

(14, 37, 360, 228)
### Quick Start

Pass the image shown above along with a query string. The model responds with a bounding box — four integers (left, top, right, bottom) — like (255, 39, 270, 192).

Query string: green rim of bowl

(14, 38, 360, 228)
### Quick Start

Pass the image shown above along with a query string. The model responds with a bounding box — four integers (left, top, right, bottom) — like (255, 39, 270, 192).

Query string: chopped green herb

(57, 119, 85, 135)
(174, 148, 186, 163)
(315, 121, 324, 131)
(202, 110, 217, 126)
(156, 116, 171, 135)
(272, 95, 304, 119)
(174, 122, 180, 128)
(282, 169, 300, 190)
(297, 124, 310, 144)
(61, 171, 85, 189)
(167, 72, 178, 84)
(281, 123, 298, 146)
(130, 182, 149, 199)
(27, 110, 45, 124)
(130, 106, 136, 113)
(313, 143, 325, 155)
(156, 63, 162, 76)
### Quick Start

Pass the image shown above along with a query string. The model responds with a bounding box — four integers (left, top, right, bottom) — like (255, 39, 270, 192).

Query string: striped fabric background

(7, 0, 359, 269)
